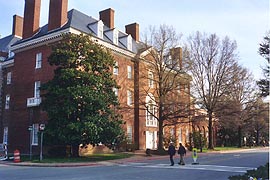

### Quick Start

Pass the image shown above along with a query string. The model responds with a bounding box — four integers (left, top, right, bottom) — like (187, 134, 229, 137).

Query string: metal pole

(40, 132, 43, 161)
(29, 129, 32, 161)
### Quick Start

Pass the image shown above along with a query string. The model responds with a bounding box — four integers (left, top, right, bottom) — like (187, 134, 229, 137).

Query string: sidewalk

(0, 151, 170, 167)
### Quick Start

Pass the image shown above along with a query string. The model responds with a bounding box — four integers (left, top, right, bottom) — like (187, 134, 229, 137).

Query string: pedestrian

(168, 142, 176, 166)
(178, 143, 186, 165)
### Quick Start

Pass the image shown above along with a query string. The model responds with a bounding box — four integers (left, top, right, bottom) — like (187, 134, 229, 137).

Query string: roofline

(10, 27, 137, 58)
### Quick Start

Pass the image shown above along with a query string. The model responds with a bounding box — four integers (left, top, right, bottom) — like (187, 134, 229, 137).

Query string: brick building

(0, 0, 192, 154)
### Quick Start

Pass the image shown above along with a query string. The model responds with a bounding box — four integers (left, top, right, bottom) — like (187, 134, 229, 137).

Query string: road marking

(118, 163, 255, 173)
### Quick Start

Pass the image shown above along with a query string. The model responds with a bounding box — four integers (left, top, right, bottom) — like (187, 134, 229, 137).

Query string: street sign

(28, 126, 32, 131)
(39, 124, 45, 131)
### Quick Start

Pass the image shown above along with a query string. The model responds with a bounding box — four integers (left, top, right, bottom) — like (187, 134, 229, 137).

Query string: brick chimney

(48, 0, 68, 31)
(99, 8, 114, 29)
(125, 23, 139, 41)
(22, 0, 41, 39)
(170, 47, 182, 69)
(12, 15, 23, 38)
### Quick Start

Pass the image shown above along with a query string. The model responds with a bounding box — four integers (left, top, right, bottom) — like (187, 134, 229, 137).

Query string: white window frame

(178, 128, 182, 143)
(5, 94, 10, 109)
(148, 71, 154, 88)
(3, 127, 8, 144)
(113, 61, 118, 75)
(127, 90, 132, 106)
(113, 87, 118, 97)
(127, 66, 132, 79)
(186, 127, 189, 142)
(32, 124, 39, 146)
(146, 94, 157, 127)
(113, 29, 118, 45)
(127, 125, 133, 144)
(35, 52, 42, 69)
(7, 72, 11, 85)
(98, 21, 104, 39)
(34, 81, 41, 98)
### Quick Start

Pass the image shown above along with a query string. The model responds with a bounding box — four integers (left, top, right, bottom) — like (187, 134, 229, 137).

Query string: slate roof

(0, 35, 20, 52)
(13, 9, 144, 54)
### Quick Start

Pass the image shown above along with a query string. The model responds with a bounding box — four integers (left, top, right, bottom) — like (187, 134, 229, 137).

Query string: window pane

(32, 124, 39, 145)
(7, 72, 11, 85)
(5, 95, 10, 109)
(35, 53, 42, 69)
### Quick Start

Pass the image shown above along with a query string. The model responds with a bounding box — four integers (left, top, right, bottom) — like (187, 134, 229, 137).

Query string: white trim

(11, 27, 136, 59)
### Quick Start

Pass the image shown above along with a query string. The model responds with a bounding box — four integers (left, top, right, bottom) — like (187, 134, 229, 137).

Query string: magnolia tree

(41, 33, 124, 157)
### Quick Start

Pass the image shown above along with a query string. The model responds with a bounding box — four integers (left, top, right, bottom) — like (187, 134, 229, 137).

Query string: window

(178, 128, 182, 143)
(113, 61, 118, 75)
(177, 83, 181, 93)
(127, 90, 132, 106)
(32, 124, 39, 146)
(146, 101, 157, 126)
(35, 53, 42, 69)
(127, 66, 132, 79)
(113, 30, 118, 45)
(5, 95, 10, 109)
(146, 94, 157, 127)
(98, 21, 104, 38)
(34, 81, 41, 98)
(186, 127, 189, 142)
(7, 72, 11, 85)
(148, 71, 154, 88)
(3, 127, 8, 144)
(127, 125, 132, 143)
(127, 35, 132, 51)
(170, 128, 174, 137)
(113, 87, 118, 97)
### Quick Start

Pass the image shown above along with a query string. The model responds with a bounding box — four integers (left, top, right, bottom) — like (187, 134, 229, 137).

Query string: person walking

(168, 142, 176, 166)
(178, 143, 186, 165)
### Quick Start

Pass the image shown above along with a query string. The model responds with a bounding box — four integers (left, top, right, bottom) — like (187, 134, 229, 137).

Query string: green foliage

(229, 163, 269, 180)
(41, 33, 124, 150)
(191, 131, 207, 149)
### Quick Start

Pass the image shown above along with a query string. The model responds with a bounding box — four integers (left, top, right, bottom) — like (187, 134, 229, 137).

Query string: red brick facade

(0, 0, 193, 154)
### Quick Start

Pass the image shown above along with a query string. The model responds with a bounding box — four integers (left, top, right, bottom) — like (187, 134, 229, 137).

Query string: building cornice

(0, 59, 14, 68)
(10, 27, 137, 59)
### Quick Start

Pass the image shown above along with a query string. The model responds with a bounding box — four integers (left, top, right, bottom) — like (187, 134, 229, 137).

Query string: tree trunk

(238, 126, 242, 148)
(158, 119, 164, 151)
(208, 112, 214, 149)
(71, 144, 79, 157)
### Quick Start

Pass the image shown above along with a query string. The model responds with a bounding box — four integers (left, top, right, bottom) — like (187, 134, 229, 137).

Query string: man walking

(178, 143, 186, 165)
(168, 142, 176, 166)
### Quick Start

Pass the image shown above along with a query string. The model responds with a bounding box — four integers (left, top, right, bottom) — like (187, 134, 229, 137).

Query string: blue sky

(0, 0, 269, 80)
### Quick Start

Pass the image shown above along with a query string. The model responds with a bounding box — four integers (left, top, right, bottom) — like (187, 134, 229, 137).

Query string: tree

(141, 25, 192, 151)
(41, 33, 124, 156)
(186, 31, 239, 149)
(257, 32, 270, 97)
(215, 66, 258, 147)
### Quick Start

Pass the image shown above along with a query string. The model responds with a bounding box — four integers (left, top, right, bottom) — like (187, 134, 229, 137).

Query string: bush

(228, 163, 269, 180)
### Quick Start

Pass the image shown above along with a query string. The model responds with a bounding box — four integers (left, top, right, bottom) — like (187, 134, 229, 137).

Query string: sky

(0, 0, 269, 80)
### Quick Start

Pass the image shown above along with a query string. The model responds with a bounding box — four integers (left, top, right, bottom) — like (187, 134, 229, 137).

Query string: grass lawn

(19, 153, 133, 163)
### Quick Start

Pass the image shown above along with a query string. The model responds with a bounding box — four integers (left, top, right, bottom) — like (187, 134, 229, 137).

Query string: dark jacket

(178, 145, 186, 155)
(168, 144, 176, 156)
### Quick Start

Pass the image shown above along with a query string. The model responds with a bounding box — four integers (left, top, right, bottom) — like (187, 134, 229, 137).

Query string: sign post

(39, 124, 45, 161)
(192, 148, 199, 165)
(28, 125, 33, 160)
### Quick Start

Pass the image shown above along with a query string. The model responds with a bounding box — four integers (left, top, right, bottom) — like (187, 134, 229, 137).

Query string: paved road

(0, 148, 268, 180)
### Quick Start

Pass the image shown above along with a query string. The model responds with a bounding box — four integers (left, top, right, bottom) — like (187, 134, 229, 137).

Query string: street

(0, 148, 269, 180)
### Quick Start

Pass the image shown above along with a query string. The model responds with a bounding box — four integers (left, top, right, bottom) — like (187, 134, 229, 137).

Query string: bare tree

(215, 66, 258, 147)
(141, 24, 192, 151)
(186, 31, 239, 149)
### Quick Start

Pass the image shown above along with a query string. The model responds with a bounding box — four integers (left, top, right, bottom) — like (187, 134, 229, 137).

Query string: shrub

(228, 163, 269, 180)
